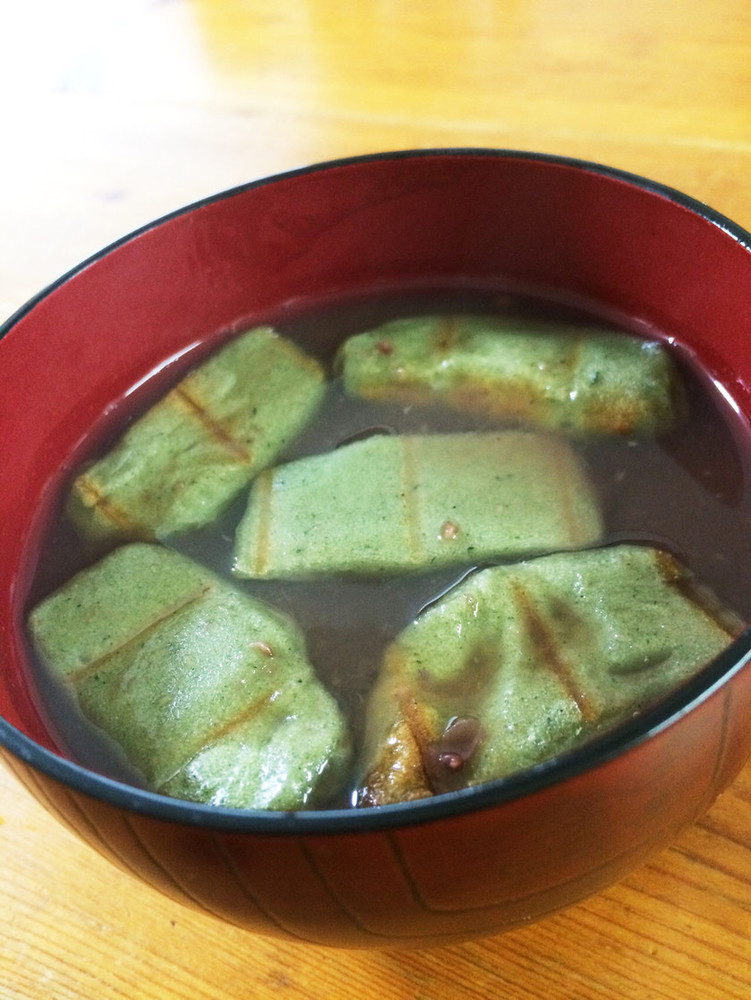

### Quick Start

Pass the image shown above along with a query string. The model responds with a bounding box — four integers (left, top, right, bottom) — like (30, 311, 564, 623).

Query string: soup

(24, 287, 751, 809)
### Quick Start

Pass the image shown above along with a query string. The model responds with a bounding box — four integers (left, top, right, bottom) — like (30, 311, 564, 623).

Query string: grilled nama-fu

(233, 430, 603, 579)
(356, 544, 740, 806)
(27, 543, 350, 810)
(337, 314, 683, 436)
(67, 327, 326, 543)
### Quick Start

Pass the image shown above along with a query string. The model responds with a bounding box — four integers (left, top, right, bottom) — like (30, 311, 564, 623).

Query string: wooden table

(1, 1, 750, 996)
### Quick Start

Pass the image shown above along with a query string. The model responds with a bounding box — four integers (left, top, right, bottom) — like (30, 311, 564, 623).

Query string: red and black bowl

(1, 149, 750, 948)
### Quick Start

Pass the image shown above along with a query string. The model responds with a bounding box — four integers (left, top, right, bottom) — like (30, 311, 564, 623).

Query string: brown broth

(24, 287, 751, 804)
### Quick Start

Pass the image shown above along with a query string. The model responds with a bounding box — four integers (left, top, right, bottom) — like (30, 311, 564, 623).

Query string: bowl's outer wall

(2, 151, 751, 946)
(2, 668, 749, 947)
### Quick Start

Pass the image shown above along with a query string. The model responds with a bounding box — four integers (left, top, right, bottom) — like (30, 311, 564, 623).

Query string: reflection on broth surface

(24, 288, 751, 810)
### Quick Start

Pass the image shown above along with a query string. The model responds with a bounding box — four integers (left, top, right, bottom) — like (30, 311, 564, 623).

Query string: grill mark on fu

(67, 577, 285, 785)
(248, 468, 275, 576)
(76, 385, 255, 533)
(157, 686, 281, 792)
(171, 385, 254, 463)
(511, 580, 598, 723)
(74, 477, 143, 534)
(67, 584, 214, 684)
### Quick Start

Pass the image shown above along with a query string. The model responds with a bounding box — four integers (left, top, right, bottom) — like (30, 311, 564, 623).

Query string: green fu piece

(336, 314, 684, 436)
(233, 430, 603, 579)
(27, 543, 350, 810)
(356, 544, 741, 806)
(67, 327, 326, 543)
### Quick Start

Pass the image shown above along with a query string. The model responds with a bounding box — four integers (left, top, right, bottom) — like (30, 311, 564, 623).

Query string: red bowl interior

(2, 147, 751, 814)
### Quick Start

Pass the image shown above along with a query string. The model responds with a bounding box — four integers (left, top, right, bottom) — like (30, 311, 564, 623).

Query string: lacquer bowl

(1, 150, 751, 949)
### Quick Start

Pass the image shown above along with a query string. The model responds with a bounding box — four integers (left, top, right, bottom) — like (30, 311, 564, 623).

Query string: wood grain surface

(1, 1, 750, 996)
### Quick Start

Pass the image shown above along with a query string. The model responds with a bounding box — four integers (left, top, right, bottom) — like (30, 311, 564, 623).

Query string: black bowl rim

(2, 146, 751, 836)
